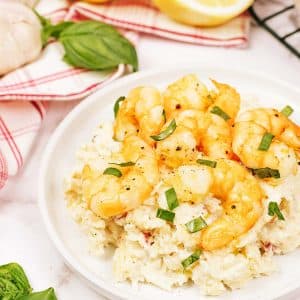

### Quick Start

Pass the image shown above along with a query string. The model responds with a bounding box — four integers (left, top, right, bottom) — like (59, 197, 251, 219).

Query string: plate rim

(38, 64, 300, 300)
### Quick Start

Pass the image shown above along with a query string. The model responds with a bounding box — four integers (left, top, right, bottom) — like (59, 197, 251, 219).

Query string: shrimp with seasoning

(165, 159, 264, 251)
(81, 136, 159, 218)
(232, 108, 300, 181)
(114, 86, 165, 144)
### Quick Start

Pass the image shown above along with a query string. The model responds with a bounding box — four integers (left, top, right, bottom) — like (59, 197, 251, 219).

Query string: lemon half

(153, 0, 254, 26)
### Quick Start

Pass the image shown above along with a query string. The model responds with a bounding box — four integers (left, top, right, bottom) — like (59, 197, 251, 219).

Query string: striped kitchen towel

(0, 0, 250, 189)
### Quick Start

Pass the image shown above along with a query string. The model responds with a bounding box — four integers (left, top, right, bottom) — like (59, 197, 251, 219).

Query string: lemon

(153, 0, 254, 26)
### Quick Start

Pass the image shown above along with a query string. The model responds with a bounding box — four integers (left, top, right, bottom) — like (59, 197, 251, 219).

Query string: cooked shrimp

(81, 136, 159, 218)
(163, 74, 213, 117)
(232, 108, 300, 181)
(164, 164, 213, 203)
(121, 135, 160, 185)
(200, 159, 263, 251)
(155, 123, 198, 168)
(114, 87, 165, 144)
(210, 80, 241, 121)
(174, 109, 234, 159)
(165, 159, 263, 250)
(82, 165, 152, 218)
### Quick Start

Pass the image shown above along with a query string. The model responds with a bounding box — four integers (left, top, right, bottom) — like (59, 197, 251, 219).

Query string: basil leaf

(196, 159, 217, 168)
(281, 105, 294, 117)
(42, 22, 74, 46)
(181, 250, 202, 269)
(0, 263, 32, 300)
(33, 10, 72, 46)
(251, 168, 280, 179)
(165, 188, 179, 211)
(258, 133, 274, 151)
(19, 288, 57, 300)
(103, 167, 122, 177)
(109, 161, 135, 167)
(156, 208, 175, 222)
(185, 216, 207, 233)
(114, 96, 125, 118)
(268, 202, 285, 220)
(150, 119, 177, 141)
(59, 21, 138, 71)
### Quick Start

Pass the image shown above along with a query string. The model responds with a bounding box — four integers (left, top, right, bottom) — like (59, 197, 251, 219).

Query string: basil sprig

(19, 288, 57, 300)
(36, 12, 138, 71)
(0, 262, 57, 300)
(59, 21, 138, 71)
(0, 263, 32, 300)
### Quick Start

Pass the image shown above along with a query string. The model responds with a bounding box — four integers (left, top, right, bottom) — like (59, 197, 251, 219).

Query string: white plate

(39, 65, 300, 300)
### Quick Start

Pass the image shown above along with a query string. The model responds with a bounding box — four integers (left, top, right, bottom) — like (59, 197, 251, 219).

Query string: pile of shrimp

(79, 74, 300, 252)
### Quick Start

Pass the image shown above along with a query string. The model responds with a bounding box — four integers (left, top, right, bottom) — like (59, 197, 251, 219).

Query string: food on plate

(0, 1, 42, 76)
(233, 108, 300, 183)
(153, 0, 254, 26)
(65, 74, 300, 295)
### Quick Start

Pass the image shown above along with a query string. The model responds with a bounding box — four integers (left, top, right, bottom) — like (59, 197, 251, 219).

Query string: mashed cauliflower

(65, 121, 300, 296)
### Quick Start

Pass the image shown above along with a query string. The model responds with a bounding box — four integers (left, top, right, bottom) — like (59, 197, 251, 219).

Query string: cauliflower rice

(65, 121, 300, 296)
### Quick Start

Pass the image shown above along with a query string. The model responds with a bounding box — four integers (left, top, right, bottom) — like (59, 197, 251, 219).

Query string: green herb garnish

(103, 167, 122, 177)
(281, 105, 294, 117)
(109, 161, 135, 167)
(251, 168, 280, 179)
(185, 217, 207, 233)
(196, 159, 217, 168)
(268, 202, 285, 220)
(156, 208, 175, 222)
(258, 133, 274, 151)
(165, 188, 179, 211)
(150, 119, 177, 141)
(0, 263, 32, 300)
(59, 21, 138, 71)
(210, 106, 230, 121)
(0, 263, 58, 300)
(19, 288, 57, 300)
(162, 109, 166, 123)
(114, 96, 125, 118)
(181, 250, 202, 269)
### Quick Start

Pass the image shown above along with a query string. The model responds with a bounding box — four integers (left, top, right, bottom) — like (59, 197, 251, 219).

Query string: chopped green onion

(103, 167, 122, 177)
(181, 249, 202, 269)
(185, 216, 207, 233)
(162, 109, 166, 123)
(197, 159, 217, 168)
(281, 105, 294, 117)
(156, 208, 175, 222)
(210, 106, 230, 121)
(268, 202, 285, 220)
(113, 96, 125, 118)
(165, 188, 179, 211)
(258, 133, 274, 151)
(251, 168, 280, 179)
(109, 161, 135, 167)
(150, 119, 177, 141)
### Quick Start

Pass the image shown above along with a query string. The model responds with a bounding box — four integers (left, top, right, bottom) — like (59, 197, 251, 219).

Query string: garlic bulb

(0, 1, 42, 76)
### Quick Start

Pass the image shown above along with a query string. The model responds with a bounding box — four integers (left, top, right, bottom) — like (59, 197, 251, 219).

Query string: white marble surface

(1, 22, 300, 300)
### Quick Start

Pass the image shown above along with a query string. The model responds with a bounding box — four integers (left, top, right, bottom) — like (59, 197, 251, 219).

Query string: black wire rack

(249, 2, 300, 58)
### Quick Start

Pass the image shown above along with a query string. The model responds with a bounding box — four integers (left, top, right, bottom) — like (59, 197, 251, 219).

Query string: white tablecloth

(0, 24, 300, 300)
